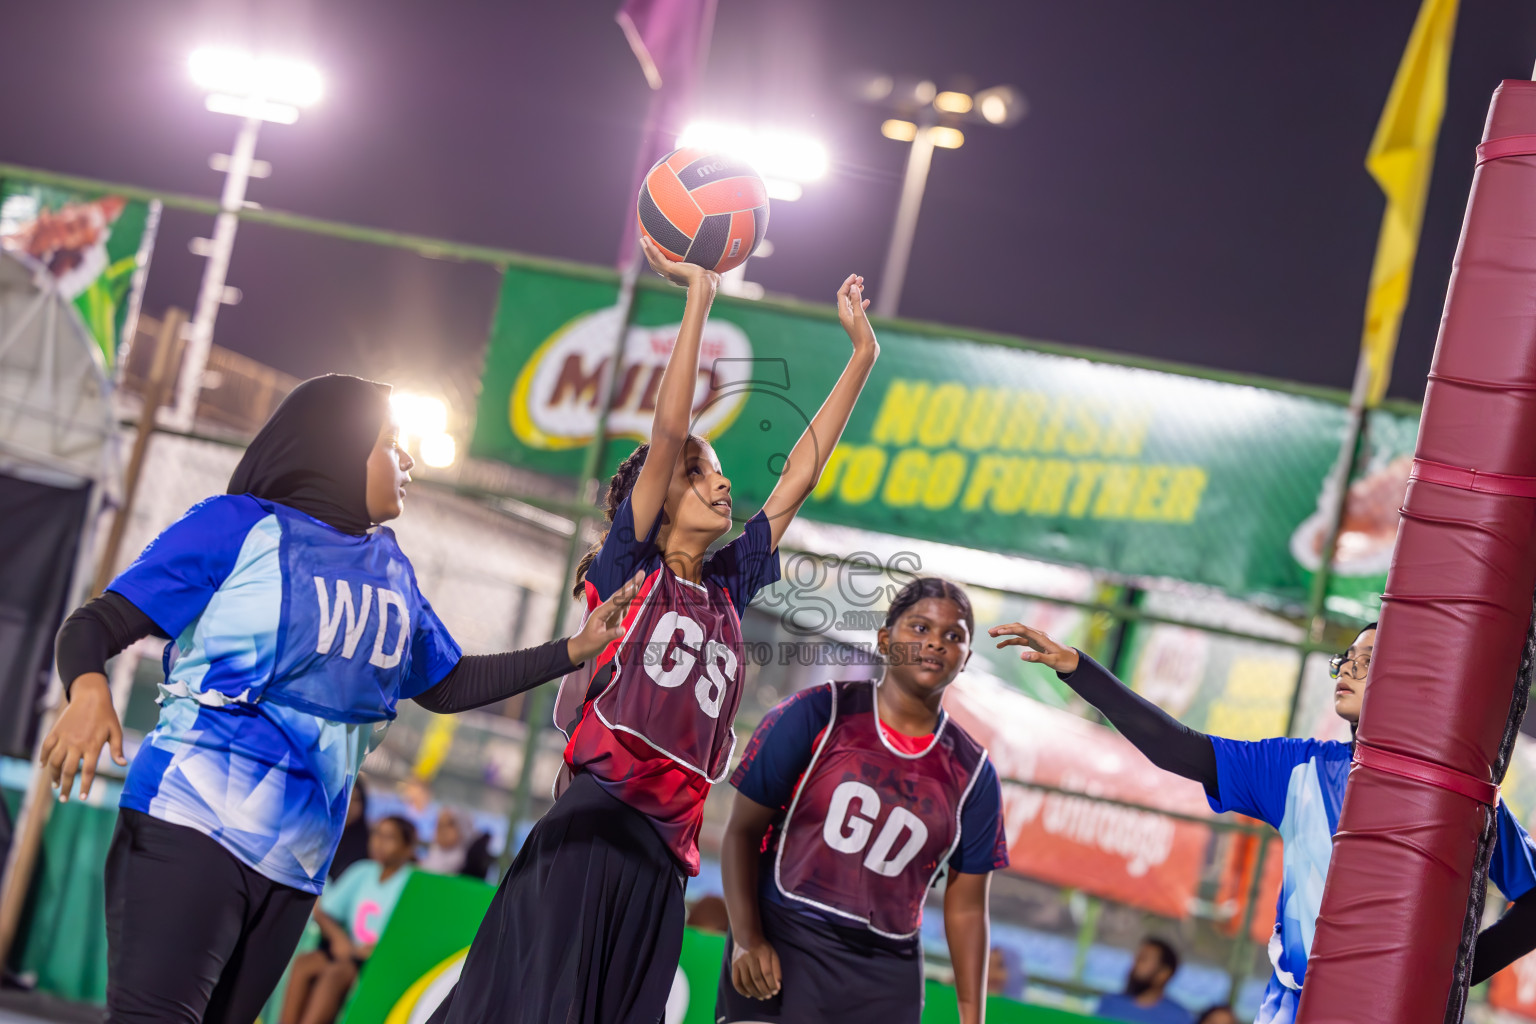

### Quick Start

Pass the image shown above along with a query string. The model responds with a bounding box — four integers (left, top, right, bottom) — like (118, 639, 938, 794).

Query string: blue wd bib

(266, 502, 426, 723)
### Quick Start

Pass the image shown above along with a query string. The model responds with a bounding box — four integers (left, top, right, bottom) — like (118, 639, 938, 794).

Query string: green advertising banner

(0, 180, 159, 370)
(473, 264, 1419, 608)
(342, 872, 1103, 1024)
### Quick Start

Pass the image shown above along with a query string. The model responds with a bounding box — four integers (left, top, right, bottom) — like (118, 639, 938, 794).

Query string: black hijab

(228, 374, 391, 535)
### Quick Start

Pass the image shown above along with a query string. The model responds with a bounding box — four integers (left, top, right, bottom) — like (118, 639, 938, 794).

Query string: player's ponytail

(883, 577, 975, 638)
(570, 435, 707, 598)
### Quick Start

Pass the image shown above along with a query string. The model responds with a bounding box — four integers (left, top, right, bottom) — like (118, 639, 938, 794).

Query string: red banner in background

(1490, 953, 1536, 1019)
(943, 673, 1214, 918)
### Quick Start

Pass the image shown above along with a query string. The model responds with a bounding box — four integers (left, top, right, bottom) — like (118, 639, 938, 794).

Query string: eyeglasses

(1328, 653, 1372, 680)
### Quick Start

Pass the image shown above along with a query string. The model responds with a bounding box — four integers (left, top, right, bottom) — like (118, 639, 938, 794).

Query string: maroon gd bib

(572, 566, 744, 782)
(774, 680, 987, 938)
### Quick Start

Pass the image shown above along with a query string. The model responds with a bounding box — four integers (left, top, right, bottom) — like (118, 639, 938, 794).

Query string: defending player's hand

(39, 672, 127, 802)
(568, 571, 645, 665)
(836, 274, 878, 356)
(640, 235, 719, 292)
(987, 622, 1081, 675)
(730, 936, 782, 1000)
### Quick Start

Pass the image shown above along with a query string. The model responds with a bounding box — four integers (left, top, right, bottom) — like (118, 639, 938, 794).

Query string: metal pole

(171, 114, 262, 431)
(1282, 350, 1371, 736)
(498, 257, 644, 874)
(92, 308, 187, 595)
(874, 119, 936, 319)
(1227, 835, 1271, 1003)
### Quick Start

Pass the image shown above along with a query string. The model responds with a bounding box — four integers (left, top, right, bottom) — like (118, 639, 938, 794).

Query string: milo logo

(509, 306, 754, 449)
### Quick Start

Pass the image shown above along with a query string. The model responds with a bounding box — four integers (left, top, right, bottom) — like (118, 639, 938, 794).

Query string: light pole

(174, 48, 322, 430)
(857, 77, 1026, 318)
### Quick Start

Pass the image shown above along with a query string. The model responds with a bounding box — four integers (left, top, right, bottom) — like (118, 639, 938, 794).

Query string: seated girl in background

(281, 815, 418, 1024)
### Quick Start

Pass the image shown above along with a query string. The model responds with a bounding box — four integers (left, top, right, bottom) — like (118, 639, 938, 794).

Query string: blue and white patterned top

(110, 494, 461, 893)
(1209, 737, 1536, 1011)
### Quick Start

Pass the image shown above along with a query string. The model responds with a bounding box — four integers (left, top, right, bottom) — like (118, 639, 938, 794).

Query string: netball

(637, 145, 769, 274)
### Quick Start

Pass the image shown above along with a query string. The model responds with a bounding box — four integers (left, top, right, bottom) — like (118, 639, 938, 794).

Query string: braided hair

(883, 576, 975, 638)
(571, 436, 707, 598)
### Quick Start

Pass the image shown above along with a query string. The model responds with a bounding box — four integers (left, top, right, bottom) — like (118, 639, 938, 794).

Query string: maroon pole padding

(1297, 80, 1536, 1024)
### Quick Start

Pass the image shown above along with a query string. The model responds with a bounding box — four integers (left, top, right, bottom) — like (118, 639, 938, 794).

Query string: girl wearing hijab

(42, 374, 641, 1024)
(420, 807, 472, 875)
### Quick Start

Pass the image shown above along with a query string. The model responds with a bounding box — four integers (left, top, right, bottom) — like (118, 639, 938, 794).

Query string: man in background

(1095, 937, 1192, 1024)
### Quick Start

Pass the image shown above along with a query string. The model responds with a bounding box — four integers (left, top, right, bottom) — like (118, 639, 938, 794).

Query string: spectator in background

(987, 946, 1027, 1001)
(280, 816, 417, 1024)
(328, 777, 370, 882)
(1195, 1006, 1239, 1024)
(420, 807, 471, 875)
(1095, 937, 1191, 1024)
(685, 895, 731, 934)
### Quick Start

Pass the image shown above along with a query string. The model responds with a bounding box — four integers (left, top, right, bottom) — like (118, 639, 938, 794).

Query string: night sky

(5, 0, 1535, 413)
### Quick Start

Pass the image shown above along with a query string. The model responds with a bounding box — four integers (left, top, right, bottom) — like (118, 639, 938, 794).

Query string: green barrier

(345, 872, 1107, 1024)
(2, 787, 117, 1003)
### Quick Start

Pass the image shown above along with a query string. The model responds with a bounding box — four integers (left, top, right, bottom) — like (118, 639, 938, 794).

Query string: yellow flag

(1359, 0, 1459, 406)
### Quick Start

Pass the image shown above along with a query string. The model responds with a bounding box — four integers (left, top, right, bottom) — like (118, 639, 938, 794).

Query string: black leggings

(105, 809, 316, 1024)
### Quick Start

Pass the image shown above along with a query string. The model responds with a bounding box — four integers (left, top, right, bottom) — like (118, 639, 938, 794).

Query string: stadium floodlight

(189, 49, 322, 124)
(858, 76, 1027, 316)
(170, 48, 325, 431)
(391, 392, 457, 468)
(928, 127, 965, 150)
(973, 85, 1027, 126)
(934, 91, 973, 114)
(677, 121, 829, 203)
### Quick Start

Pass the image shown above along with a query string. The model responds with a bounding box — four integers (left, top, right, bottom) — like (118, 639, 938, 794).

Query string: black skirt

(430, 772, 687, 1024)
(716, 898, 924, 1024)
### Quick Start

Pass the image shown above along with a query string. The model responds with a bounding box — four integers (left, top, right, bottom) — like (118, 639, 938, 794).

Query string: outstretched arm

(759, 275, 880, 550)
(945, 870, 993, 1024)
(415, 573, 642, 713)
(988, 623, 1220, 797)
(1473, 899, 1536, 985)
(629, 237, 719, 538)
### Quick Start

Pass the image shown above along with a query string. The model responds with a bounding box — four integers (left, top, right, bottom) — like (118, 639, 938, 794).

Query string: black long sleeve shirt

(1056, 651, 1222, 802)
(55, 591, 577, 712)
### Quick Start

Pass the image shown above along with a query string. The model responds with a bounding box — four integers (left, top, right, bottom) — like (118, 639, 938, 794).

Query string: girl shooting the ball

(717, 577, 1008, 1024)
(434, 234, 882, 1024)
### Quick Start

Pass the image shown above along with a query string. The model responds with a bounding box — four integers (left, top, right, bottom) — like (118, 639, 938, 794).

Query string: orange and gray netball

(637, 146, 769, 274)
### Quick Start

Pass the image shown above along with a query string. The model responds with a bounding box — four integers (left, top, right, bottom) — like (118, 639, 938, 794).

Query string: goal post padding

(1297, 80, 1536, 1024)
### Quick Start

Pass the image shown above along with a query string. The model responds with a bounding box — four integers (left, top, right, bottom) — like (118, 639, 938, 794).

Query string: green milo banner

(0, 180, 159, 370)
(341, 872, 1103, 1024)
(473, 264, 1420, 609)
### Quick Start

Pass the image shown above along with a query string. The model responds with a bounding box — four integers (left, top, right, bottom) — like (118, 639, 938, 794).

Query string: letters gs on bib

(824, 780, 930, 878)
(639, 610, 739, 719)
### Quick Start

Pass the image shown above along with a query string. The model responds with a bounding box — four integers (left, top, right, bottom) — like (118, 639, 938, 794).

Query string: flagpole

(1282, 351, 1369, 736)
(499, 0, 717, 872)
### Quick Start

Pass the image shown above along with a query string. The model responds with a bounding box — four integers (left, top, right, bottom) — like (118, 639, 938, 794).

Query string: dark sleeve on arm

(55, 592, 164, 699)
(411, 639, 577, 714)
(1473, 897, 1536, 985)
(1057, 652, 1220, 798)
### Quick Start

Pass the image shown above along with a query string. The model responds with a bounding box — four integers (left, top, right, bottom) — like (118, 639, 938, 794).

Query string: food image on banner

(0, 181, 158, 370)
(473, 263, 1422, 609)
(1288, 409, 1419, 618)
(942, 671, 1213, 918)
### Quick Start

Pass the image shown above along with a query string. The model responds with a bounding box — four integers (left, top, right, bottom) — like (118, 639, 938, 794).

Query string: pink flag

(616, 0, 715, 92)
(615, 0, 716, 266)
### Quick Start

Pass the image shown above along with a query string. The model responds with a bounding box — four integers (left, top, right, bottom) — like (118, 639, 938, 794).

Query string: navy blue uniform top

(733, 684, 1009, 921)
